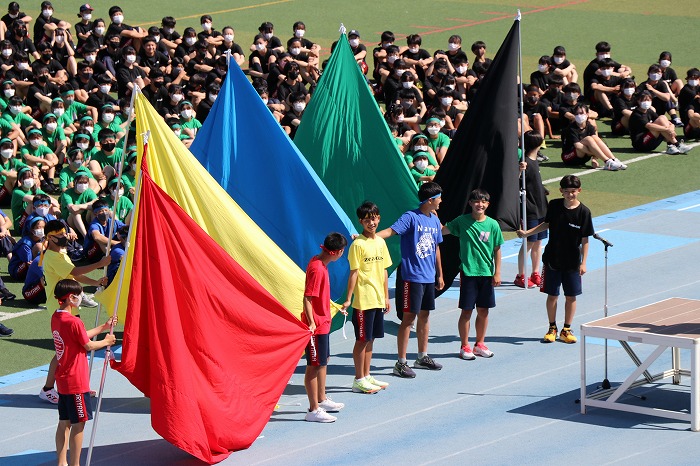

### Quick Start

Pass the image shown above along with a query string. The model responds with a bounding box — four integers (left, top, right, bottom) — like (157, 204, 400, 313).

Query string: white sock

(398, 357, 407, 364)
(418, 352, 427, 359)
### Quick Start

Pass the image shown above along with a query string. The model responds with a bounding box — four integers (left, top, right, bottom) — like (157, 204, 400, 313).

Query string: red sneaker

(514, 274, 535, 288)
(530, 271, 542, 287)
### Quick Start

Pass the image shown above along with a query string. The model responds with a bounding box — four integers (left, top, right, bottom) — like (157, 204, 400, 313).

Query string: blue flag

(190, 62, 356, 301)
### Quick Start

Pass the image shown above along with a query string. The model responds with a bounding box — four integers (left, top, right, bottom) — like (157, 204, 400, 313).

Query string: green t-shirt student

(59, 183, 97, 220)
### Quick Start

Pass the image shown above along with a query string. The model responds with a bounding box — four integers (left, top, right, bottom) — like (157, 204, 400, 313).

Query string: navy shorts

(526, 218, 548, 242)
(459, 274, 496, 310)
(396, 279, 436, 318)
(58, 392, 93, 424)
(632, 131, 663, 152)
(305, 333, 330, 367)
(540, 263, 582, 297)
(352, 308, 385, 341)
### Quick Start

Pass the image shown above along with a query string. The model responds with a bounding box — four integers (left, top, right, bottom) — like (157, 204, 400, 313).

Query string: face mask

(101, 142, 115, 152)
(295, 29, 305, 38)
(111, 188, 124, 198)
(76, 141, 89, 150)
(264, 32, 273, 40)
(84, 126, 94, 134)
(427, 126, 440, 135)
(440, 97, 453, 106)
(400, 100, 412, 108)
(164, 27, 174, 35)
(349, 38, 360, 47)
(386, 55, 397, 64)
(224, 34, 234, 42)
(409, 46, 419, 54)
(402, 81, 413, 89)
(689, 79, 699, 87)
(75, 182, 88, 193)
(37, 74, 48, 83)
(53, 235, 68, 247)
(414, 145, 428, 152)
(99, 85, 111, 94)
(9, 105, 21, 114)
(293, 102, 305, 112)
(445, 85, 455, 91)
(94, 27, 104, 35)
(649, 73, 661, 81)
(102, 113, 114, 123)
(70, 159, 82, 169)
(262, 98, 268, 105)
(574, 114, 587, 124)
(1, 49, 11, 57)
(185, 37, 196, 46)
(3, 89, 14, 97)
(456, 65, 467, 74)
(0, 148, 11, 158)
(16, 28, 27, 37)
(125, 55, 136, 64)
(639, 100, 652, 110)
(256, 43, 266, 51)
(201, 22, 211, 31)
(181, 109, 192, 119)
(36, 206, 49, 216)
(22, 178, 34, 189)
(553, 56, 564, 65)
(173, 129, 181, 137)
(70, 294, 82, 308)
(436, 69, 448, 77)
(29, 139, 41, 148)
(112, 14, 124, 25)
(623, 87, 635, 96)
(208, 93, 217, 103)
(46, 122, 57, 132)
(538, 64, 547, 73)
(55, 35, 64, 43)
(33, 228, 44, 238)
(414, 160, 428, 170)
(448, 42, 459, 51)
(382, 42, 393, 49)
(395, 69, 406, 76)
(97, 212, 109, 222)
(42, 9, 52, 18)
(17, 62, 29, 70)
(566, 92, 579, 101)
(83, 54, 96, 65)
(290, 47, 301, 56)
(601, 69, 612, 77)
(172, 93, 183, 103)
(82, 13, 92, 21)
(53, 108, 64, 117)
(527, 95, 538, 104)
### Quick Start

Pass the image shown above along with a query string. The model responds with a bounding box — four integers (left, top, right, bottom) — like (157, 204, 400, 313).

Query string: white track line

(0, 308, 44, 320)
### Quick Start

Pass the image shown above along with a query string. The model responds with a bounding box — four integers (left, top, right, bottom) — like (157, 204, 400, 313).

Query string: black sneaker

(393, 361, 416, 378)
(536, 151, 549, 162)
(0, 322, 13, 336)
(414, 355, 443, 370)
(0, 288, 16, 300)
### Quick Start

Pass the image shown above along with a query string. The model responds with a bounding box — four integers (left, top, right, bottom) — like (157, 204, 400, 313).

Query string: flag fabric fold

(112, 156, 310, 463)
(190, 61, 355, 300)
(434, 19, 521, 294)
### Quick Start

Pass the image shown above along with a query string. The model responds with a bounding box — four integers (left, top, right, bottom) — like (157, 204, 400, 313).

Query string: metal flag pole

(516, 9, 529, 288)
(88, 84, 139, 375)
(85, 126, 149, 466)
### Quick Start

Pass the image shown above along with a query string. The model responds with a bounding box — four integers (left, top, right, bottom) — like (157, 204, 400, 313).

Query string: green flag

(295, 33, 418, 284)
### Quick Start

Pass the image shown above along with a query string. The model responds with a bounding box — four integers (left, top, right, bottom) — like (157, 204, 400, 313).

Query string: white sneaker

(81, 292, 98, 308)
(614, 158, 627, 170)
(318, 397, 344, 412)
(39, 388, 59, 404)
(460, 344, 476, 360)
(678, 142, 692, 154)
(366, 375, 389, 389)
(305, 407, 336, 423)
(473, 343, 494, 358)
(667, 144, 681, 155)
(351, 377, 381, 394)
(603, 159, 621, 171)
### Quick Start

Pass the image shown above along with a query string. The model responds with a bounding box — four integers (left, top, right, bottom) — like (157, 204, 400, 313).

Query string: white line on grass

(0, 308, 44, 320)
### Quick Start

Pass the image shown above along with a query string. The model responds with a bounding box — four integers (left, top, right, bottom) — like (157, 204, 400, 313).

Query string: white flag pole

(516, 10, 529, 289)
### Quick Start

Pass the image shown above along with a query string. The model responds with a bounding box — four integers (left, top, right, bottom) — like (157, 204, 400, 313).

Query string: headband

(420, 193, 442, 205)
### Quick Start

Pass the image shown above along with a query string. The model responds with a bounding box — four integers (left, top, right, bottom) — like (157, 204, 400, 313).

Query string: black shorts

(540, 263, 582, 297)
(526, 218, 548, 242)
(396, 279, 436, 319)
(459, 274, 496, 310)
(305, 334, 330, 367)
(684, 125, 700, 141)
(632, 131, 663, 152)
(352, 308, 385, 341)
(58, 392, 93, 424)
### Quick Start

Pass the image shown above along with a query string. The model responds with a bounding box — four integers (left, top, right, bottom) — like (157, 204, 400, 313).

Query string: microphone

(593, 233, 613, 248)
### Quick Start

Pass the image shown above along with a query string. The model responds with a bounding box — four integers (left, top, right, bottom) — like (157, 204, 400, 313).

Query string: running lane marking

(135, 0, 293, 28)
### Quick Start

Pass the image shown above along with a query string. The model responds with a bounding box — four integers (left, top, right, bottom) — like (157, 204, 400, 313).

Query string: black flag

(434, 17, 521, 294)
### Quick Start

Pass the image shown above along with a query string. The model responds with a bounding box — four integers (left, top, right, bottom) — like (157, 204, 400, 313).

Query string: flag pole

(516, 10, 529, 288)
(88, 84, 139, 374)
(85, 127, 149, 466)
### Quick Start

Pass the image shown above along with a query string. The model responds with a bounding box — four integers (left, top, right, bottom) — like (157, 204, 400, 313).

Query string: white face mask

(293, 102, 305, 112)
(456, 65, 467, 74)
(263, 32, 273, 40)
(46, 122, 57, 132)
(82, 13, 92, 21)
(22, 178, 34, 189)
(36, 206, 49, 216)
(102, 113, 114, 123)
(201, 22, 211, 31)
(0, 148, 12, 158)
(649, 73, 662, 81)
(441, 97, 453, 106)
(55, 35, 64, 43)
(660, 60, 671, 68)
(553, 56, 564, 65)
(112, 14, 124, 25)
(53, 108, 64, 117)
(75, 182, 88, 193)
(172, 93, 183, 103)
(414, 160, 428, 170)
(387, 55, 398, 64)
(402, 81, 413, 89)
(181, 109, 193, 119)
(42, 9, 52, 18)
(84, 54, 96, 64)
(84, 126, 94, 134)
(601, 68, 612, 77)
(395, 69, 406, 76)
(70, 159, 82, 169)
(29, 138, 41, 148)
(70, 294, 83, 308)
(99, 85, 111, 94)
(164, 27, 174, 35)
(9, 105, 21, 114)
(3, 89, 14, 97)
(689, 79, 699, 87)
(427, 126, 440, 135)
(622, 87, 635, 96)
(414, 145, 428, 152)
(153, 35, 160, 43)
(409, 46, 419, 54)
(1, 48, 12, 57)
(538, 64, 548, 73)
(290, 47, 301, 56)
(185, 37, 196, 46)
(597, 53, 610, 60)
(295, 29, 305, 38)
(125, 55, 136, 64)
(208, 93, 217, 103)
(173, 130, 181, 137)
(574, 114, 587, 124)
(224, 34, 234, 42)
(32, 228, 44, 238)
(448, 42, 459, 51)
(445, 85, 455, 91)
(639, 100, 652, 110)
(111, 188, 124, 198)
(256, 43, 266, 51)
(77, 142, 89, 150)
(261, 98, 269, 105)
(566, 92, 579, 101)
(17, 62, 29, 70)
(94, 27, 105, 36)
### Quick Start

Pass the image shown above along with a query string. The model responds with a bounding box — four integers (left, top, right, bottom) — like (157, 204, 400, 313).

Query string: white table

(580, 298, 700, 431)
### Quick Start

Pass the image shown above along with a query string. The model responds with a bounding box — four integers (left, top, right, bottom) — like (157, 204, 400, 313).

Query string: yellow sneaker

(559, 328, 578, 344)
(543, 326, 557, 343)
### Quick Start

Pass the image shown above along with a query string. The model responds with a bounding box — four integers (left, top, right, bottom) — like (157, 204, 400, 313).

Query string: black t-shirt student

(678, 84, 699, 126)
(139, 50, 170, 73)
(446, 49, 468, 67)
(382, 75, 402, 105)
(142, 84, 170, 112)
(583, 58, 622, 98)
(69, 75, 98, 93)
(529, 70, 551, 93)
(590, 75, 621, 96)
(1, 13, 26, 31)
(116, 64, 146, 98)
(629, 107, 658, 147)
(216, 42, 245, 59)
(638, 79, 672, 115)
(280, 109, 303, 139)
(523, 157, 547, 220)
(27, 79, 59, 109)
(86, 89, 117, 109)
(542, 198, 594, 271)
(401, 48, 430, 81)
(9, 36, 36, 56)
(561, 120, 596, 153)
(524, 99, 548, 120)
(276, 80, 307, 103)
(248, 48, 277, 74)
(34, 15, 60, 44)
(612, 94, 636, 127)
(32, 57, 64, 77)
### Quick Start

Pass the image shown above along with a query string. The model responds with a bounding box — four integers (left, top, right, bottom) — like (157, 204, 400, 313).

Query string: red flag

(112, 161, 310, 463)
